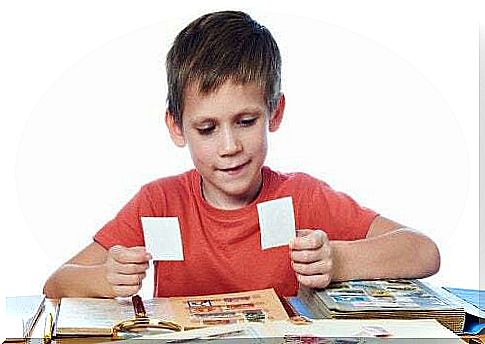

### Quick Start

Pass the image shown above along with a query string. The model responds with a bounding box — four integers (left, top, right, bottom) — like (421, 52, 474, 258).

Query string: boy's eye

(238, 117, 257, 127)
(196, 126, 215, 135)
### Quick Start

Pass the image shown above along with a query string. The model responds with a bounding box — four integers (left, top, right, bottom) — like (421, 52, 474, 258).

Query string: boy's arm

(332, 216, 440, 280)
(290, 216, 440, 289)
(43, 242, 151, 298)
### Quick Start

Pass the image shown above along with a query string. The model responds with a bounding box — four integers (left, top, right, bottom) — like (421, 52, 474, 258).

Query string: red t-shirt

(94, 167, 378, 297)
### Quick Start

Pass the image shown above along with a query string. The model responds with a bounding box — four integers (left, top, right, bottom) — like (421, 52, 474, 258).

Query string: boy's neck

(201, 176, 263, 210)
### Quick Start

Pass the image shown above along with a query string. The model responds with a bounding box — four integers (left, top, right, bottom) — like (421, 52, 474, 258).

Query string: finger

(291, 230, 328, 250)
(291, 250, 318, 264)
(291, 247, 330, 263)
(107, 271, 146, 286)
(111, 261, 150, 275)
(111, 285, 142, 298)
(292, 260, 332, 276)
(296, 273, 332, 289)
(110, 245, 151, 264)
(130, 246, 153, 260)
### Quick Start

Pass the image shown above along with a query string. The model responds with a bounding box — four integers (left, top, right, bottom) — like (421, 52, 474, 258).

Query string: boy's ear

(269, 94, 285, 132)
(165, 111, 187, 147)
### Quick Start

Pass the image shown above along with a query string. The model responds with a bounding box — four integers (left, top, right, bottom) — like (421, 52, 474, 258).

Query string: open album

(55, 288, 289, 336)
(298, 279, 466, 333)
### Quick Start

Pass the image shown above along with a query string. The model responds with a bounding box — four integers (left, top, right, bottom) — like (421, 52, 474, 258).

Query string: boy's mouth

(218, 161, 250, 175)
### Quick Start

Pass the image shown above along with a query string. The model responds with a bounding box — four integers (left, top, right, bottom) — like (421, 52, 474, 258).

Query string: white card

(257, 196, 296, 250)
(141, 217, 184, 261)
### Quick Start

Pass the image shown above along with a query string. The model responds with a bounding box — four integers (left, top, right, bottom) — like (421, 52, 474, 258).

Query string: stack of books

(298, 279, 466, 333)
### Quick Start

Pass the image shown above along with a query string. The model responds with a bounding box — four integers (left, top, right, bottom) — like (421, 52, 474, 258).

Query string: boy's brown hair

(166, 10, 281, 127)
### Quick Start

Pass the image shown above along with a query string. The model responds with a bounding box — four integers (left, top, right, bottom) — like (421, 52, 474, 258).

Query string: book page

(168, 288, 289, 329)
(317, 280, 462, 312)
(56, 297, 173, 336)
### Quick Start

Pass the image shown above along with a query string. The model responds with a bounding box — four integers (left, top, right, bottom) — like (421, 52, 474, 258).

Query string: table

(4, 297, 485, 343)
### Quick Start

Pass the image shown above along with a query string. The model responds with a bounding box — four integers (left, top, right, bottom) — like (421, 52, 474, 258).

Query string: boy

(43, 11, 440, 298)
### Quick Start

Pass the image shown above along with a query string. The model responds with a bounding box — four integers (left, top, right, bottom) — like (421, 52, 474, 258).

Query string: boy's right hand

(104, 245, 152, 297)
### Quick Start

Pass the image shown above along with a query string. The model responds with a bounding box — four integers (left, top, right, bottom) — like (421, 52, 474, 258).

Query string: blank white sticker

(141, 217, 184, 261)
(257, 196, 296, 250)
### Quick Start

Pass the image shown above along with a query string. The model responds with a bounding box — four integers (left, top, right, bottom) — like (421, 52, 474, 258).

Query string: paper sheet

(257, 196, 296, 250)
(141, 216, 184, 261)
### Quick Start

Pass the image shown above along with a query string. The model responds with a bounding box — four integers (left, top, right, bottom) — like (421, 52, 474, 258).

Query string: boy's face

(166, 81, 284, 209)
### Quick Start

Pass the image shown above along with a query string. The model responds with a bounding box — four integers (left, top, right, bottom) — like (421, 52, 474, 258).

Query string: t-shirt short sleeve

(298, 174, 379, 240)
(93, 187, 150, 249)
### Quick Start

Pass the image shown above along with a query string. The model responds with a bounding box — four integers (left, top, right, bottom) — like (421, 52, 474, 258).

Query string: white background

(0, 0, 482, 337)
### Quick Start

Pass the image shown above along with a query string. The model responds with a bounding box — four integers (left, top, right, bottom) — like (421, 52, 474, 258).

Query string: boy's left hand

(290, 229, 333, 289)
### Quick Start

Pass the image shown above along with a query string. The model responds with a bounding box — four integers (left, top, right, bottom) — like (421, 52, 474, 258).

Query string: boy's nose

(218, 128, 242, 156)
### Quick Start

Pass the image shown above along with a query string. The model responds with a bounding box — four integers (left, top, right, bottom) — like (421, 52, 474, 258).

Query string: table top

(4, 297, 485, 344)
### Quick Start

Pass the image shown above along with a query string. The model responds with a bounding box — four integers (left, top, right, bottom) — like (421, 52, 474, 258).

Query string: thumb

(296, 229, 314, 237)
(108, 245, 126, 261)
